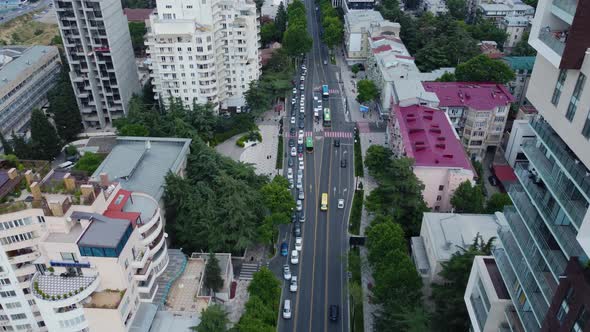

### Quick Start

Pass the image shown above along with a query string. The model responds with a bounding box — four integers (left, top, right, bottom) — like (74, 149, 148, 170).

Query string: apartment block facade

(0, 46, 61, 139)
(146, 0, 261, 109)
(464, 0, 590, 329)
(55, 0, 141, 129)
(422, 82, 514, 160)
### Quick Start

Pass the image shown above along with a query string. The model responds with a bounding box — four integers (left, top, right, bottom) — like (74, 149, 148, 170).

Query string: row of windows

(0, 232, 34, 246)
(58, 314, 85, 328)
(5, 302, 21, 309)
(10, 313, 26, 320)
(0, 217, 36, 231)
(0, 291, 16, 298)
(551, 70, 590, 139)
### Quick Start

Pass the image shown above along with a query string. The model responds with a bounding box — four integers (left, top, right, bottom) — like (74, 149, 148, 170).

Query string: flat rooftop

(44, 224, 84, 243)
(423, 82, 515, 110)
(91, 137, 191, 201)
(394, 105, 473, 170)
(0, 46, 58, 90)
(344, 10, 384, 30)
(74, 213, 131, 249)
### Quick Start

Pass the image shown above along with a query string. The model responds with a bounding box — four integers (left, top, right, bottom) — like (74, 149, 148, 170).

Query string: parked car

(295, 237, 302, 251)
(280, 242, 288, 256)
(296, 199, 303, 211)
(298, 121, 305, 129)
(283, 299, 292, 319)
(488, 175, 498, 186)
(299, 212, 305, 223)
(334, 139, 340, 147)
(299, 160, 304, 170)
(290, 147, 297, 157)
(290, 250, 299, 264)
(290, 276, 298, 292)
(298, 189, 305, 200)
(290, 117, 296, 124)
(337, 199, 344, 209)
(293, 223, 301, 237)
(283, 264, 291, 280)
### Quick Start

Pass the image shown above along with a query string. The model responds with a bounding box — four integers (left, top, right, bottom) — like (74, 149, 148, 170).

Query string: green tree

(356, 79, 379, 103)
(486, 193, 512, 213)
(322, 16, 344, 49)
(248, 267, 281, 305)
(511, 32, 536, 56)
(450, 181, 485, 213)
(30, 108, 61, 160)
(351, 64, 360, 77)
(50, 34, 62, 46)
(283, 25, 312, 57)
(11, 132, 33, 160)
(472, 160, 484, 185)
(455, 54, 515, 84)
(49, 59, 83, 142)
(204, 253, 224, 293)
(395, 306, 431, 332)
(191, 304, 228, 332)
(0, 133, 13, 156)
(431, 234, 496, 332)
(235, 267, 281, 331)
(65, 145, 78, 156)
(260, 22, 280, 46)
(466, 19, 508, 49)
(74, 152, 105, 173)
(447, 0, 467, 20)
(436, 72, 456, 82)
(260, 176, 296, 215)
(275, 2, 287, 35)
(118, 123, 149, 136)
(128, 22, 147, 56)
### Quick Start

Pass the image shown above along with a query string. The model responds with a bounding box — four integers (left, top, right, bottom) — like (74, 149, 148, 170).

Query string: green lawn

(349, 190, 364, 235)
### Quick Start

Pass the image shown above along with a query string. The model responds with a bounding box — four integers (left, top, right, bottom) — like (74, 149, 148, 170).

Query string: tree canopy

(30, 109, 61, 160)
(364, 146, 428, 237)
(74, 152, 105, 173)
(431, 234, 496, 332)
(485, 193, 513, 213)
(283, 0, 312, 57)
(204, 253, 224, 293)
(129, 22, 147, 56)
(260, 22, 281, 46)
(275, 2, 287, 35)
(192, 304, 228, 332)
(455, 54, 515, 83)
(235, 267, 281, 332)
(511, 32, 536, 56)
(450, 181, 485, 213)
(356, 80, 379, 104)
(48, 59, 83, 143)
(319, 0, 344, 49)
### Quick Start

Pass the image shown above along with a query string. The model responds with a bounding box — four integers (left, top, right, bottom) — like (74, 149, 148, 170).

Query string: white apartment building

(0, 46, 60, 139)
(499, 15, 531, 50)
(343, 10, 399, 63)
(146, 0, 261, 110)
(478, 0, 535, 23)
(55, 0, 141, 129)
(422, 0, 448, 15)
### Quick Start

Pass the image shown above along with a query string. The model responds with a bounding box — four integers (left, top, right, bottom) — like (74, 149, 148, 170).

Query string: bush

(349, 190, 364, 235)
(354, 132, 363, 177)
(235, 130, 262, 147)
(276, 135, 283, 169)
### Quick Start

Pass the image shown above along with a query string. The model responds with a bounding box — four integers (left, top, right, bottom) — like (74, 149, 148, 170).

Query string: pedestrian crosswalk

(239, 263, 260, 280)
(284, 131, 353, 138)
(313, 86, 340, 94)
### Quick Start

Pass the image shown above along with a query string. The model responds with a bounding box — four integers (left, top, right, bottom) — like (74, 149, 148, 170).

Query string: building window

(552, 69, 567, 106)
(557, 287, 574, 324)
(60, 252, 76, 261)
(582, 111, 590, 139)
(10, 314, 26, 320)
(438, 185, 444, 191)
(572, 306, 589, 332)
(565, 73, 586, 121)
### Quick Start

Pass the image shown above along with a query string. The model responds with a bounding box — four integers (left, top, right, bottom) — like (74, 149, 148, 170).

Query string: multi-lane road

(273, 0, 355, 331)
(0, 0, 52, 23)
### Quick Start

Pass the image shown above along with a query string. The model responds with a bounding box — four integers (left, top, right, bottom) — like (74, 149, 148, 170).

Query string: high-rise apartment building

(146, 0, 261, 109)
(464, 0, 590, 330)
(55, 0, 141, 129)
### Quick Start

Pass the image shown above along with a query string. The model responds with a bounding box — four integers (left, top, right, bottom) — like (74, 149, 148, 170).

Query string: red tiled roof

(371, 35, 402, 44)
(372, 44, 392, 54)
(493, 164, 518, 183)
(123, 8, 153, 22)
(394, 104, 473, 171)
(422, 82, 515, 110)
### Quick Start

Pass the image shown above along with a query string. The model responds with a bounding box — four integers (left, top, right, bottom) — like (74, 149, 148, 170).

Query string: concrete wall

(414, 166, 474, 212)
(504, 120, 535, 168)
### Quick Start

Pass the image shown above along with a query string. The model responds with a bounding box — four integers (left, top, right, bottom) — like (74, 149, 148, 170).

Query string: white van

(57, 161, 74, 169)
(283, 299, 292, 319)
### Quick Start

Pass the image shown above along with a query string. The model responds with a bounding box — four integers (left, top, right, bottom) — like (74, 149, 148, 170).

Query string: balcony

(493, 248, 541, 331)
(497, 228, 550, 320)
(538, 30, 566, 56)
(504, 306, 526, 332)
(529, 118, 590, 202)
(8, 251, 40, 265)
(508, 184, 584, 260)
(32, 272, 100, 307)
(516, 153, 587, 229)
(552, 0, 576, 24)
(503, 206, 567, 280)
(470, 294, 488, 331)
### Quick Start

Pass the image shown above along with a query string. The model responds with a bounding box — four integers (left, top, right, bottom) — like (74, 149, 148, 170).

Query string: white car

(295, 237, 302, 251)
(338, 199, 344, 209)
(300, 99, 304, 107)
(297, 169, 303, 178)
(299, 160, 304, 170)
(291, 250, 299, 264)
(296, 178, 302, 189)
(300, 84, 304, 90)
(292, 88, 297, 94)
(300, 75, 305, 81)
(290, 276, 298, 292)
(283, 264, 291, 280)
(298, 130, 304, 144)
(300, 106, 305, 113)
(298, 190, 304, 200)
(290, 147, 296, 157)
(291, 98, 296, 105)
(296, 199, 303, 211)
(298, 153, 304, 162)
(283, 299, 292, 319)
(287, 168, 293, 180)
(288, 178, 294, 189)
(290, 117, 296, 124)
(314, 96, 318, 101)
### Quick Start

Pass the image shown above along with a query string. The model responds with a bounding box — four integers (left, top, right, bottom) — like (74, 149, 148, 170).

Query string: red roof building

(422, 82, 515, 161)
(123, 8, 153, 22)
(390, 104, 475, 212)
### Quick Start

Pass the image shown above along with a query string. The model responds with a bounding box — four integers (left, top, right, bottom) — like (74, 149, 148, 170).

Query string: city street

(0, 0, 52, 23)
(272, 0, 354, 331)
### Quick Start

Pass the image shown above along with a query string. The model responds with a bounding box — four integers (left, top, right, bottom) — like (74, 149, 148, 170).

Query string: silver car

(298, 189, 304, 200)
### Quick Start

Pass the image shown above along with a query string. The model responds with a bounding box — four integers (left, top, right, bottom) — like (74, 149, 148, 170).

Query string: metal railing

(530, 118, 590, 200)
(552, 0, 577, 17)
(538, 30, 566, 55)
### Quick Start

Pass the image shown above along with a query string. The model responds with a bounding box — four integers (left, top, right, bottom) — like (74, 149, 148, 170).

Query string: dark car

(299, 112, 305, 120)
(293, 223, 301, 237)
(341, 159, 347, 168)
(290, 127, 296, 136)
(488, 175, 498, 186)
(289, 138, 295, 147)
(280, 242, 288, 256)
(329, 305, 339, 321)
(288, 158, 294, 167)
(291, 213, 298, 223)
(297, 144, 304, 153)
(334, 139, 340, 147)
(298, 121, 305, 129)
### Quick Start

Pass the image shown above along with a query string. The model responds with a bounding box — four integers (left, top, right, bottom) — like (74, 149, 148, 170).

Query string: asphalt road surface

(0, 0, 51, 24)
(273, 0, 354, 331)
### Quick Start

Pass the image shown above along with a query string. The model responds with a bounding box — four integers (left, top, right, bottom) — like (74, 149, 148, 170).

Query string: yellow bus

(320, 193, 328, 211)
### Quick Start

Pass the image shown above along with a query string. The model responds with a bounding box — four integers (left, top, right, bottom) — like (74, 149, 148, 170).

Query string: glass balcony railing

(552, 0, 577, 18)
(538, 30, 566, 56)
(470, 294, 488, 331)
(493, 249, 541, 331)
(505, 306, 526, 332)
(508, 184, 585, 260)
(530, 118, 590, 200)
(504, 206, 567, 280)
(520, 144, 588, 229)
(497, 228, 550, 320)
